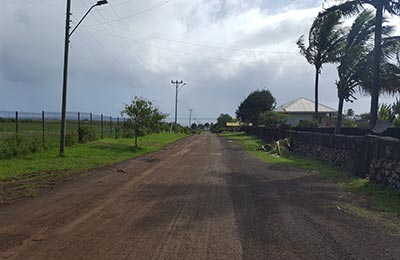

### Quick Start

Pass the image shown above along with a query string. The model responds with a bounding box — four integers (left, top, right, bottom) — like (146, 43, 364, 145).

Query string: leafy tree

(211, 114, 234, 133)
(236, 89, 276, 125)
(216, 114, 233, 128)
(297, 11, 343, 121)
(258, 111, 288, 127)
(122, 96, 167, 148)
(320, 0, 400, 129)
(191, 123, 198, 130)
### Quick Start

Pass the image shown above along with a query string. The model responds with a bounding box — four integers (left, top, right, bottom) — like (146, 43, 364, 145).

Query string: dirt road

(1, 133, 399, 259)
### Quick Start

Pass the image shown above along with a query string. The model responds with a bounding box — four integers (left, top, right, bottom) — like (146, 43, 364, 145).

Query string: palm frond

(319, 0, 363, 18)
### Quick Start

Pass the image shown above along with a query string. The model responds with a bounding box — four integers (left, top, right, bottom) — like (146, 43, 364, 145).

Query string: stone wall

(286, 131, 367, 177)
(368, 136, 400, 191)
(243, 127, 400, 191)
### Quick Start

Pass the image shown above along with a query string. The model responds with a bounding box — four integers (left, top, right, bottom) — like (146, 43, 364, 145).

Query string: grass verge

(0, 132, 187, 203)
(220, 132, 400, 216)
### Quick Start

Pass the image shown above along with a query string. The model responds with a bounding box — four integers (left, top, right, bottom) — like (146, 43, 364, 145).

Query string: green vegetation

(236, 89, 276, 126)
(258, 111, 288, 127)
(0, 132, 187, 203)
(210, 113, 235, 133)
(122, 96, 168, 148)
(296, 120, 319, 128)
(0, 119, 121, 158)
(221, 132, 400, 216)
(297, 9, 342, 121)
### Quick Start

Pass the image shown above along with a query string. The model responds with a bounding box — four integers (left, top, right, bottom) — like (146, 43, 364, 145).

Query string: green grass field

(0, 132, 188, 203)
(0, 119, 119, 147)
(220, 132, 400, 216)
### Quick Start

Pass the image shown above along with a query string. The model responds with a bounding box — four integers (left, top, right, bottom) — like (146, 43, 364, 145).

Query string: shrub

(0, 134, 44, 159)
(65, 131, 78, 146)
(297, 120, 319, 128)
(258, 111, 288, 127)
(78, 126, 98, 143)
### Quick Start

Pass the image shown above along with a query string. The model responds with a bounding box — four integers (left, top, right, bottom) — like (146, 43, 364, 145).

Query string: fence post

(109, 116, 112, 136)
(78, 112, 81, 131)
(116, 117, 120, 139)
(90, 113, 93, 126)
(15, 111, 19, 145)
(101, 114, 104, 139)
(42, 111, 45, 147)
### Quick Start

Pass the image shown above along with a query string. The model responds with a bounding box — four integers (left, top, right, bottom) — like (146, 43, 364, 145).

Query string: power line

(100, 24, 298, 55)
(108, 3, 170, 79)
(4, 0, 62, 24)
(94, 1, 170, 25)
(77, 0, 167, 83)
(74, 27, 143, 88)
(85, 28, 285, 63)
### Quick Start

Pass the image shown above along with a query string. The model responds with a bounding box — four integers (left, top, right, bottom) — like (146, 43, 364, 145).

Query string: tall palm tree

(334, 10, 400, 133)
(320, 0, 400, 130)
(297, 11, 343, 122)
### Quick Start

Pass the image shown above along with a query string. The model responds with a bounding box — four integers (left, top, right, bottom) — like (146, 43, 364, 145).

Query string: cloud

(1, 0, 398, 124)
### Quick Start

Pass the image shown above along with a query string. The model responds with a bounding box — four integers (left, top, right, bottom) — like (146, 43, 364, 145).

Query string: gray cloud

(1, 0, 398, 124)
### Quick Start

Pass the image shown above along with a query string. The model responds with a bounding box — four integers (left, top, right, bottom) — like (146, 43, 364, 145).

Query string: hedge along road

(0, 133, 400, 260)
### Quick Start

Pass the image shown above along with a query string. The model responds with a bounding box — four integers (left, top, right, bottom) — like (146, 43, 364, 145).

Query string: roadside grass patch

(0, 132, 187, 203)
(220, 132, 400, 216)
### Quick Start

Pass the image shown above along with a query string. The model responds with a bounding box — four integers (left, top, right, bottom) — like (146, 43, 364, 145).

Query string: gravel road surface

(1, 133, 399, 259)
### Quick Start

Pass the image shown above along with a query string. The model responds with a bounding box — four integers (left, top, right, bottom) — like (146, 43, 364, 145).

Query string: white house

(275, 97, 337, 126)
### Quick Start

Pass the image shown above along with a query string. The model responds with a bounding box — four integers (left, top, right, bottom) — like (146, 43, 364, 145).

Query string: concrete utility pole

(60, 0, 108, 156)
(189, 108, 193, 127)
(171, 80, 185, 132)
(60, 0, 72, 156)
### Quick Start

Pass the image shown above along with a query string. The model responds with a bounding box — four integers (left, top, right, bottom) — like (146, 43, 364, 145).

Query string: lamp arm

(69, 4, 96, 37)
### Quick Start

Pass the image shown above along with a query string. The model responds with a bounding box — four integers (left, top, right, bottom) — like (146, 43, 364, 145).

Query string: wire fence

(0, 110, 127, 149)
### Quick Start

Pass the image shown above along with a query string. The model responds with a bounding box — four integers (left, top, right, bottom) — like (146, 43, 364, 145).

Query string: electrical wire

(4, 0, 62, 24)
(108, 3, 170, 79)
(82, 1, 169, 81)
(85, 1, 170, 26)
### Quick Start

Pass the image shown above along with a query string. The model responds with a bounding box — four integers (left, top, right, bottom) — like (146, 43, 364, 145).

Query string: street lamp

(60, 0, 108, 156)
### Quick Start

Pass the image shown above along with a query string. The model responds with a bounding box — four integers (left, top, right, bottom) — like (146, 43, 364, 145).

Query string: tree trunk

(314, 66, 320, 122)
(134, 128, 138, 148)
(369, 2, 383, 130)
(334, 96, 344, 135)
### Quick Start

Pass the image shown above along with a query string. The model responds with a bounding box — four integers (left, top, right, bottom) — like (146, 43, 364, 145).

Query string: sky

(1, 0, 400, 124)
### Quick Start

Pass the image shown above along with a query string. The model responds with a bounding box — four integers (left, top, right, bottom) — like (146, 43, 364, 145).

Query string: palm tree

(320, 0, 400, 130)
(334, 10, 400, 133)
(297, 11, 343, 122)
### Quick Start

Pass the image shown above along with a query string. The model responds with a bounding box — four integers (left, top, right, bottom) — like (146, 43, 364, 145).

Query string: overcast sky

(1, 0, 399, 124)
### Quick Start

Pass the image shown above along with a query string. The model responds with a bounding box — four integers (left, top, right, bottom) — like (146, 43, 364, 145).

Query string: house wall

(286, 113, 313, 126)
(286, 113, 332, 126)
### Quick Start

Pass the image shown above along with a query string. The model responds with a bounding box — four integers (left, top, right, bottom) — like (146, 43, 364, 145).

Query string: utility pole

(171, 80, 185, 132)
(60, 0, 72, 156)
(59, 0, 108, 156)
(189, 108, 193, 127)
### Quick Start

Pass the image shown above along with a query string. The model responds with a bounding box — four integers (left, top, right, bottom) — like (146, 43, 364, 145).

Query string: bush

(65, 131, 78, 146)
(297, 120, 319, 128)
(258, 111, 288, 127)
(78, 126, 98, 143)
(0, 134, 44, 159)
